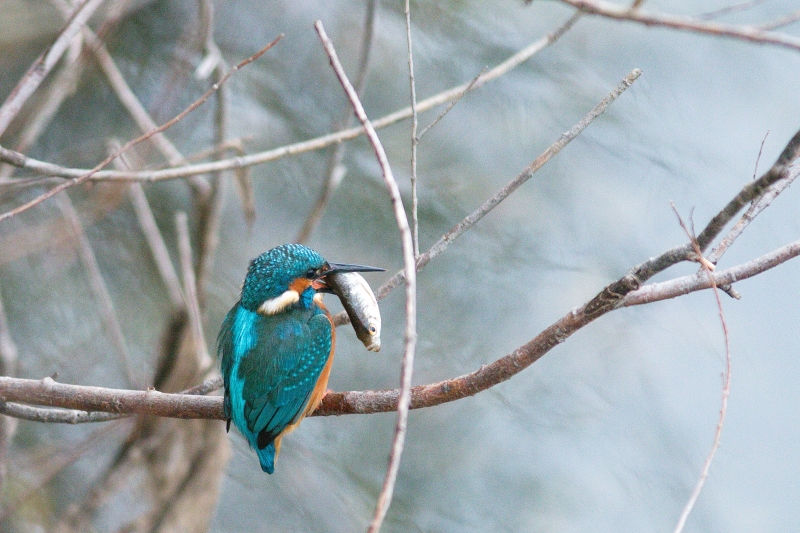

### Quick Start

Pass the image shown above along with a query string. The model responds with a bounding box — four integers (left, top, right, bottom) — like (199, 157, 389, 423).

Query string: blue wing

(218, 302, 332, 473)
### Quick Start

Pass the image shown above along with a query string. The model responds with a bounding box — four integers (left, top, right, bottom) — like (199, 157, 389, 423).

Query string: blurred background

(1, 0, 799, 531)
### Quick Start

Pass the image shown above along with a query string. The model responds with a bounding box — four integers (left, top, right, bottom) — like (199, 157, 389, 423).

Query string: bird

(217, 243, 383, 474)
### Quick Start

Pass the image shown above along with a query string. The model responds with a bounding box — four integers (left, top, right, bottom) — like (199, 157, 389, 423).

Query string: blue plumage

(218, 244, 382, 474)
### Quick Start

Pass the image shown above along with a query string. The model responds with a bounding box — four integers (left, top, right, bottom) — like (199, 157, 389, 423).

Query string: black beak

(313, 262, 384, 293)
(324, 262, 385, 275)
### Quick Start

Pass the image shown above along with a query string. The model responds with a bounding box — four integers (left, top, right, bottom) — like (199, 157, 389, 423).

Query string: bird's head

(240, 244, 382, 315)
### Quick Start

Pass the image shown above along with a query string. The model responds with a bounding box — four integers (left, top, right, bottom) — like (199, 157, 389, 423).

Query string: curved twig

(315, 20, 418, 533)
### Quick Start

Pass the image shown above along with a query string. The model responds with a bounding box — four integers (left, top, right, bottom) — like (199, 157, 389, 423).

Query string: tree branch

(0, 12, 579, 184)
(0, 0, 105, 137)
(315, 19, 418, 533)
(0, 35, 283, 223)
(352, 66, 642, 318)
(558, 0, 800, 52)
(1, 228, 798, 422)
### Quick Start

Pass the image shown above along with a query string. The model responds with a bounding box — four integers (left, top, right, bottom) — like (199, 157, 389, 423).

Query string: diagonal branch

(0, 0, 105, 137)
(0, 12, 580, 184)
(0, 228, 797, 423)
(295, 0, 378, 245)
(0, 35, 283, 224)
(558, 0, 800, 52)
(315, 20, 417, 533)
(345, 67, 642, 321)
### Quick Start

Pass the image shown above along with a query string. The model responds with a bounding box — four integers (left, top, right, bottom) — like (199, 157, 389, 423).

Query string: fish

(326, 271, 381, 352)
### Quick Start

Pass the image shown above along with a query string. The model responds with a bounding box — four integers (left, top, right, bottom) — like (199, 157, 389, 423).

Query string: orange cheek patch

(289, 278, 313, 294)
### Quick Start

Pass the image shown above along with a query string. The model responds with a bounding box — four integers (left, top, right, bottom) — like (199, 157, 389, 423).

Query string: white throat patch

(258, 290, 300, 315)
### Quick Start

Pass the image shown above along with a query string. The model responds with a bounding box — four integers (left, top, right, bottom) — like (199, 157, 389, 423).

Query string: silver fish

(326, 272, 381, 352)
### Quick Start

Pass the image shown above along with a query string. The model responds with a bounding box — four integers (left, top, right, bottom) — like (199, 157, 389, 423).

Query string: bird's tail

(256, 442, 276, 474)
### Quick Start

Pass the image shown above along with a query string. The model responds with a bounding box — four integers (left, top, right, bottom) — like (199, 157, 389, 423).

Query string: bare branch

(406, 0, 420, 259)
(0, 13, 580, 184)
(0, 401, 124, 424)
(0, 376, 221, 419)
(0, 35, 283, 223)
(558, 0, 800, 51)
(669, 209, 731, 533)
(129, 184, 185, 309)
(624, 237, 800, 307)
(357, 67, 642, 313)
(175, 212, 212, 372)
(758, 8, 800, 31)
(696, 0, 769, 20)
(707, 160, 799, 265)
(315, 20, 417, 533)
(0, 376, 223, 425)
(56, 193, 137, 387)
(416, 67, 486, 142)
(295, 0, 378, 244)
(0, 0, 105, 137)
(0, 293, 19, 495)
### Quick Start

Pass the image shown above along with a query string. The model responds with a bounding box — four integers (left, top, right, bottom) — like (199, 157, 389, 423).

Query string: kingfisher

(218, 243, 383, 474)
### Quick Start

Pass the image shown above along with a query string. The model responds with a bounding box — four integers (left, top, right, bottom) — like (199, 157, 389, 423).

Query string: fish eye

(369, 325, 377, 334)
(305, 268, 317, 279)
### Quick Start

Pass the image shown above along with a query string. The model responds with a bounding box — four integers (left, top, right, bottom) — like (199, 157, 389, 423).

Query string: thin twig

(0, 33, 83, 180)
(753, 131, 769, 180)
(558, 0, 800, 51)
(195, 0, 230, 307)
(295, 0, 378, 244)
(175, 212, 212, 372)
(0, 293, 19, 495)
(705, 133, 798, 266)
(129, 184, 185, 309)
(416, 67, 486, 142)
(758, 8, 800, 31)
(405, 0, 420, 258)
(315, 20, 417, 533)
(358, 68, 642, 312)
(0, 0, 104, 137)
(624, 236, 800, 306)
(71, 12, 212, 199)
(0, 35, 283, 223)
(0, 13, 581, 184)
(696, 0, 769, 20)
(56, 193, 138, 387)
(669, 208, 731, 533)
(708, 171, 798, 265)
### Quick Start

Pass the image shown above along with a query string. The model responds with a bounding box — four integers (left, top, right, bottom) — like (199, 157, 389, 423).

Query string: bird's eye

(305, 268, 317, 279)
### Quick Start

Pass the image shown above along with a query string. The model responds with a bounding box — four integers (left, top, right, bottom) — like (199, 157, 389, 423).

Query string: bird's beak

(325, 262, 385, 275)
(312, 262, 384, 292)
